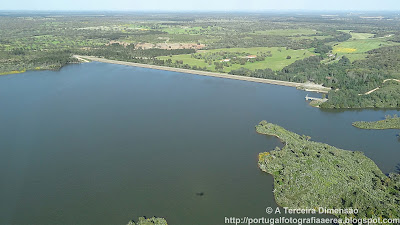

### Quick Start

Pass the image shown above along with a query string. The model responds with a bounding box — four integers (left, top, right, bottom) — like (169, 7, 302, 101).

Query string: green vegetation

(332, 32, 399, 61)
(2, 12, 400, 109)
(348, 32, 375, 40)
(256, 121, 400, 221)
(127, 217, 167, 225)
(0, 12, 352, 75)
(308, 99, 327, 108)
(254, 29, 318, 36)
(0, 50, 78, 74)
(228, 47, 400, 109)
(353, 115, 400, 129)
(320, 47, 400, 109)
(158, 47, 314, 72)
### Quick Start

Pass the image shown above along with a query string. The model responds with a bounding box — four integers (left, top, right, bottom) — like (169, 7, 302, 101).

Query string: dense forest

(230, 46, 400, 108)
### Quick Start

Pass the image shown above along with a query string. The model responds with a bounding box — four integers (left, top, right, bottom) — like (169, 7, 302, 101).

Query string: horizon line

(1, 9, 400, 13)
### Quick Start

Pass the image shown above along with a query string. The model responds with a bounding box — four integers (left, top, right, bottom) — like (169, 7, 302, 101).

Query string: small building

(220, 59, 231, 62)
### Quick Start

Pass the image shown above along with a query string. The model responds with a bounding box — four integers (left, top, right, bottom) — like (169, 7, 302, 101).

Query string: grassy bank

(256, 121, 400, 221)
(0, 69, 26, 76)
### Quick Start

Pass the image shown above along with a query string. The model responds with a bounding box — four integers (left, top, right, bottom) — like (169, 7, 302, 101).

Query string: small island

(256, 121, 400, 221)
(352, 115, 400, 130)
(127, 217, 167, 225)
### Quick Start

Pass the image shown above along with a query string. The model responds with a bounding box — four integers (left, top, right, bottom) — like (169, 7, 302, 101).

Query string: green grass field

(332, 32, 400, 61)
(290, 35, 332, 40)
(158, 47, 316, 72)
(333, 39, 392, 53)
(349, 32, 375, 39)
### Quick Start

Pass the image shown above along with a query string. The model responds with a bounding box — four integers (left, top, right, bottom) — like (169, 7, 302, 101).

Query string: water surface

(0, 62, 398, 224)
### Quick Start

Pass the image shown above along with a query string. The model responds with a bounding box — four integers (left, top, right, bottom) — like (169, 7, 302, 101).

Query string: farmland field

(332, 32, 400, 61)
(333, 38, 396, 53)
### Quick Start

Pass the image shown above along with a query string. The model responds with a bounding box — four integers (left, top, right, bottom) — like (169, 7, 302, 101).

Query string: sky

(1, 0, 400, 11)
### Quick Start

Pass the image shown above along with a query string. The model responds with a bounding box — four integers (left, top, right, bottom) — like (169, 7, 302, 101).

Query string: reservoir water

(0, 62, 399, 225)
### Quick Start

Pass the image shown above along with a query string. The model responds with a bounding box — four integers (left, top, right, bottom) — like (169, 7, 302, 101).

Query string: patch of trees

(0, 49, 78, 73)
(322, 82, 400, 109)
(389, 34, 400, 43)
(309, 32, 350, 55)
(313, 44, 332, 55)
(84, 32, 127, 40)
(229, 46, 400, 109)
(353, 114, 400, 130)
(209, 34, 293, 49)
(191, 51, 268, 68)
(77, 44, 196, 59)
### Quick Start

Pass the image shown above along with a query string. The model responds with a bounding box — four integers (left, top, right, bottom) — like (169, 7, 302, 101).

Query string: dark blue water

(0, 62, 398, 225)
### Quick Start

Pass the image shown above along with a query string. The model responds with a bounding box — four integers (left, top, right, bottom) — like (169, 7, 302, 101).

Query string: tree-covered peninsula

(353, 115, 400, 130)
(256, 121, 400, 221)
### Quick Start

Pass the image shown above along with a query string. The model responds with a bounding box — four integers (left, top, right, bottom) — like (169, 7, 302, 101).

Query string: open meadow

(332, 32, 400, 61)
(158, 47, 315, 72)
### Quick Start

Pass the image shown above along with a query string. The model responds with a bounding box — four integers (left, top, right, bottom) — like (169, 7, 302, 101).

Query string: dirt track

(359, 79, 400, 95)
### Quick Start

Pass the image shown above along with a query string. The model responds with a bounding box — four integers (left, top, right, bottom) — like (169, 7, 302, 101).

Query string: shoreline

(0, 69, 26, 76)
(256, 121, 400, 220)
(74, 55, 331, 93)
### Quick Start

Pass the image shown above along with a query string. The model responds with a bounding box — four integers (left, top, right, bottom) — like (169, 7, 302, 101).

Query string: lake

(0, 62, 399, 225)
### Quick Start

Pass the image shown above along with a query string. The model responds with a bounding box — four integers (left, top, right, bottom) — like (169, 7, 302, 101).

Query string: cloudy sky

(1, 0, 400, 11)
